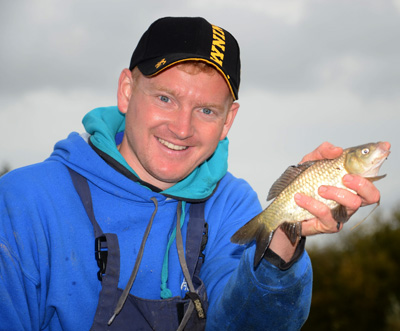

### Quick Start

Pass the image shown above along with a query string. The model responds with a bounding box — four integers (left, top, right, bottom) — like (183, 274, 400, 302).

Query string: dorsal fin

(267, 161, 316, 201)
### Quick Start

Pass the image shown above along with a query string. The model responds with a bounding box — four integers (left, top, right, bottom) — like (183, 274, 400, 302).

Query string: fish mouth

(364, 142, 391, 177)
(376, 142, 391, 162)
(158, 138, 188, 151)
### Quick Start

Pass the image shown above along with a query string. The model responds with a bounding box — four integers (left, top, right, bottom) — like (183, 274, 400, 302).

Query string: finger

(294, 193, 341, 235)
(318, 185, 362, 215)
(301, 218, 344, 237)
(342, 174, 381, 206)
(300, 142, 343, 163)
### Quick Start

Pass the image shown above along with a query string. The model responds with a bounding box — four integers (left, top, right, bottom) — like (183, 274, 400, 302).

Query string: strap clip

(95, 236, 108, 281)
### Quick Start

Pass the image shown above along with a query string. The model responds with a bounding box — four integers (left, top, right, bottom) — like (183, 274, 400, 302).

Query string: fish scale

(231, 142, 390, 267)
(257, 154, 350, 234)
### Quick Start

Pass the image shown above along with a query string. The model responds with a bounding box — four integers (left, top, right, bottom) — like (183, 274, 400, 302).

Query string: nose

(168, 109, 195, 140)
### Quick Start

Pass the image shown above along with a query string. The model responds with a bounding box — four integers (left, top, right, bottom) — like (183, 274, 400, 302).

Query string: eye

(361, 148, 370, 155)
(201, 108, 213, 115)
(159, 95, 170, 103)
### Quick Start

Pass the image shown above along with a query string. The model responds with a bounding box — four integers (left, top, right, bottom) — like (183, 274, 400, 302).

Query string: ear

(117, 68, 134, 114)
(219, 102, 239, 141)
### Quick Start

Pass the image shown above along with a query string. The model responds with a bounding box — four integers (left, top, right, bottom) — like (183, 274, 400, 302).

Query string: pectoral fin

(280, 222, 302, 245)
(365, 174, 386, 182)
(331, 204, 349, 223)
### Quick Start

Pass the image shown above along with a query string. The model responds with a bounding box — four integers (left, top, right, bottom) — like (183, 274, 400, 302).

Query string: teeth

(158, 138, 188, 151)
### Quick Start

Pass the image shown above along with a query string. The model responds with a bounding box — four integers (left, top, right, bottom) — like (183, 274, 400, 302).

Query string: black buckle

(95, 236, 108, 281)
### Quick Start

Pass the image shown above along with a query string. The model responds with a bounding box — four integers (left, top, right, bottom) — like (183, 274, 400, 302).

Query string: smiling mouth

(158, 138, 188, 151)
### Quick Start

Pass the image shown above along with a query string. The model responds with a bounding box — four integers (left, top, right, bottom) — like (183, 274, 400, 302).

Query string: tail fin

(231, 216, 274, 267)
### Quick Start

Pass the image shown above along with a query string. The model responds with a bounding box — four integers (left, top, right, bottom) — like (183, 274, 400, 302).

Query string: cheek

(200, 125, 225, 154)
(124, 113, 139, 138)
(125, 103, 150, 131)
(197, 120, 220, 139)
(123, 108, 149, 148)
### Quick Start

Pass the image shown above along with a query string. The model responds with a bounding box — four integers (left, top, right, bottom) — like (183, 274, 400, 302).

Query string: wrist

(268, 227, 298, 262)
(264, 236, 306, 271)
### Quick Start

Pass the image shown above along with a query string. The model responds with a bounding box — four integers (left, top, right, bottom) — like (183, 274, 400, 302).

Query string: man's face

(117, 65, 239, 190)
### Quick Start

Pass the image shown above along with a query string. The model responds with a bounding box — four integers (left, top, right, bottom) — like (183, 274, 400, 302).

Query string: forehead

(134, 62, 233, 99)
(137, 64, 233, 101)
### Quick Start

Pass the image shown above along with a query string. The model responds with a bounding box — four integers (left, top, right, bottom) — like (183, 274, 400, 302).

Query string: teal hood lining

(83, 106, 229, 201)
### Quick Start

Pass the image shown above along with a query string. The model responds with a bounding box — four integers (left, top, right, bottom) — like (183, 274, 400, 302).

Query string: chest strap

(67, 167, 208, 282)
(67, 168, 108, 280)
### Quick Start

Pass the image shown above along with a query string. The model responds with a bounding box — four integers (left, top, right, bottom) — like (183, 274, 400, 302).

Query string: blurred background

(1, 1, 399, 329)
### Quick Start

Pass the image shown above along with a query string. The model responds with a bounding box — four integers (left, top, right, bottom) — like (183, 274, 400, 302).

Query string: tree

(303, 208, 400, 331)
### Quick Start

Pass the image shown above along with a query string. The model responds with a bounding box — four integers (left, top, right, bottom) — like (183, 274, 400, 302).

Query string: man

(0, 17, 382, 330)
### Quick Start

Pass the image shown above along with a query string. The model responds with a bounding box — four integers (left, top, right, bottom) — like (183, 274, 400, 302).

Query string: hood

(81, 106, 229, 201)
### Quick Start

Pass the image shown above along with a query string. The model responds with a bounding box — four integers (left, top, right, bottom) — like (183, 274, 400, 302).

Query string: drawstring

(108, 197, 158, 326)
(176, 201, 205, 331)
(108, 198, 203, 329)
(160, 201, 187, 299)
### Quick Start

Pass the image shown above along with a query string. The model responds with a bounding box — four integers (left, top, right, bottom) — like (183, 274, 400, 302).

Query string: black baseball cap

(129, 17, 241, 100)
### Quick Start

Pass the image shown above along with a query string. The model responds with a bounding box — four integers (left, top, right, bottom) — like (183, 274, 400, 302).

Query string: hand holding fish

(299, 141, 344, 163)
(295, 141, 388, 236)
(231, 141, 391, 267)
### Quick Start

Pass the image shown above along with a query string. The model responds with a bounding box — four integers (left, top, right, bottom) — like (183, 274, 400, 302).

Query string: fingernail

(294, 193, 302, 201)
(319, 186, 328, 193)
(343, 174, 354, 183)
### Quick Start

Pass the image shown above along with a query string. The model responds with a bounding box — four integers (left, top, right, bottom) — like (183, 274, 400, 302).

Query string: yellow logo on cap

(155, 58, 166, 69)
(210, 25, 225, 66)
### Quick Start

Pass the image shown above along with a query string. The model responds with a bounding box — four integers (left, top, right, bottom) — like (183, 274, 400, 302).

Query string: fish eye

(361, 148, 370, 155)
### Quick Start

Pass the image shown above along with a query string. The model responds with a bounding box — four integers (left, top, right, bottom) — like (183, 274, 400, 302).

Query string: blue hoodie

(0, 106, 312, 330)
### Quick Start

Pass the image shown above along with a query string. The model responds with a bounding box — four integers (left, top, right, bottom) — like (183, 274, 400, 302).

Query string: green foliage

(303, 209, 400, 331)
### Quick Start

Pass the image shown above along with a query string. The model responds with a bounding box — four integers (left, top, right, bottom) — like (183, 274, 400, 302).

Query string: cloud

(0, 87, 113, 167)
(1, 0, 399, 225)
(189, 0, 309, 25)
(0, 1, 181, 97)
(240, 0, 400, 99)
(2, 0, 399, 100)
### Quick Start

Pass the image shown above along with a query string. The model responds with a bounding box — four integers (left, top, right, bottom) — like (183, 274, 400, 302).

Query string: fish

(231, 142, 391, 267)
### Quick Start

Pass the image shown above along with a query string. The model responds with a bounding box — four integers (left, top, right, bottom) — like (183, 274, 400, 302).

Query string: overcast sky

(1, 0, 399, 244)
